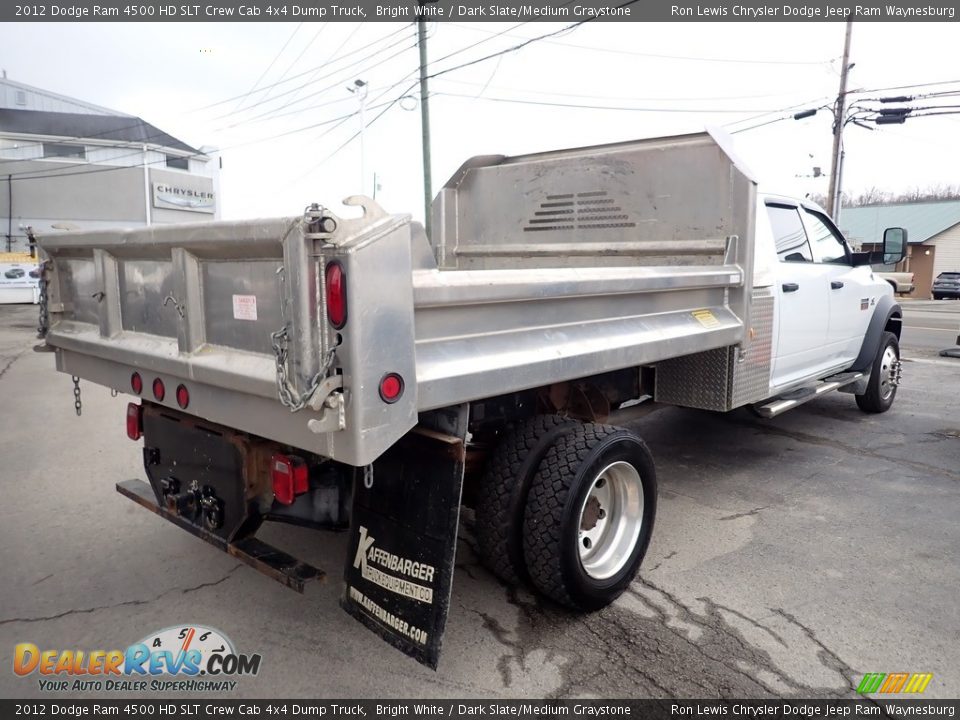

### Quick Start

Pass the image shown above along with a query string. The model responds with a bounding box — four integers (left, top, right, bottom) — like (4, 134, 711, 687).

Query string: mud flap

(341, 427, 464, 669)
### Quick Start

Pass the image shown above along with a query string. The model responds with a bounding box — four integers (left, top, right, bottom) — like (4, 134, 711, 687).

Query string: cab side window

(766, 204, 812, 262)
(803, 210, 849, 264)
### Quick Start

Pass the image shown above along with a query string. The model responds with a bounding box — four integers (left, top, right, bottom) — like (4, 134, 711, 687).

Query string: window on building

(42, 142, 86, 160)
(166, 155, 189, 170)
(15, 90, 27, 106)
(766, 204, 813, 262)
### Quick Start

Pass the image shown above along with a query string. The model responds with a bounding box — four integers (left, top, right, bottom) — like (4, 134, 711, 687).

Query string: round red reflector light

(152, 378, 165, 402)
(176, 384, 190, 409)
(379, 373, 404, 403)
(131, 372, 143, 395)
(325, 261, 347, 329)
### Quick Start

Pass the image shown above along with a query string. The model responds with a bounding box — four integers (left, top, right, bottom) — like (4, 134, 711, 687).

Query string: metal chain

(72, 375, 82, 417)
(36, 260, 50, 339)
(270, 325, 335, 413)
(270, 251, 336, 413)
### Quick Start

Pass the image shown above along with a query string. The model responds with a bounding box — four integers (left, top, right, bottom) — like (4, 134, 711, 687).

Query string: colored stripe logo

(857, 673, 933, 694)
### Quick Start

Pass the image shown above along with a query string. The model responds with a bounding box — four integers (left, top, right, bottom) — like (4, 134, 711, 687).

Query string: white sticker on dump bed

(232, 294, 258, 321)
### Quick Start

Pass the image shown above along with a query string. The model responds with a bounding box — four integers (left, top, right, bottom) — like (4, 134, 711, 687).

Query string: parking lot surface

(1, 304, 958, 699)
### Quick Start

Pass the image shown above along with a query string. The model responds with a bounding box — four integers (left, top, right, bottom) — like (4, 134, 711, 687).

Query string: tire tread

(475, 415, 574, 584)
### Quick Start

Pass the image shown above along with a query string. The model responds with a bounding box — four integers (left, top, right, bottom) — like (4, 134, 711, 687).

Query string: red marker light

(379, 373, 404, 403)
(176, 384, 189, 409)
(126, 403, 142, 441)
(152, 378, 165, 402)
(131, 372, 143, 395)
(271, 454, 309, 505)
(325, 261, 347, 329)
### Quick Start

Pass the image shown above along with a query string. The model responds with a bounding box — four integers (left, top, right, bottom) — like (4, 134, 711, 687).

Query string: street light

(347, 79, 368, 196)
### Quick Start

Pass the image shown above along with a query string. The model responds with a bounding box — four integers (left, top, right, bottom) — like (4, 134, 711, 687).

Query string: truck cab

(756, 194, 897, 393)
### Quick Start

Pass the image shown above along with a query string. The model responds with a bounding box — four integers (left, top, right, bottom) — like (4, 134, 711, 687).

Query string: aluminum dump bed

(39, 130, 756, 466)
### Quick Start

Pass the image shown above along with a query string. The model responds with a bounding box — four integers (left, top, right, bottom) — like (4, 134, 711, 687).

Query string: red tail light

(152, 378, 165, 402)
(379, 373, 404, 403)
(176, 384, 189, 409)
(131, 372, 143, 395)
(271, 454, 309, 505)
(126, 403, 142, 441)
(325, 261, 347, 329)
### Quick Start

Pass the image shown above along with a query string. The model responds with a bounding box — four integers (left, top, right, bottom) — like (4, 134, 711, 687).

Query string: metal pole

(6, 174, 12, 253)
(359, 84, 367, 196)
(142, 145, 152, 226)
(827, 20, 853, 220)
(418, 18, 433, 239)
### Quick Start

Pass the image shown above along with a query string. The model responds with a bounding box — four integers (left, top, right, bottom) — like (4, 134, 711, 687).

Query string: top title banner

(5, 0, 958, 21)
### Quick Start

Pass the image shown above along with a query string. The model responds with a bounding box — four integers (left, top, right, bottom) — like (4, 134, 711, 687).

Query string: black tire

(475, 415, 576, 585)
(856, 331, 900, 414)
(522, 424, 657, 611)
(932, 294, 943, 300)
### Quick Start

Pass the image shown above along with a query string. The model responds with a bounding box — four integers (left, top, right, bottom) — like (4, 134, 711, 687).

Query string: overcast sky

(4, 20, 960, 226)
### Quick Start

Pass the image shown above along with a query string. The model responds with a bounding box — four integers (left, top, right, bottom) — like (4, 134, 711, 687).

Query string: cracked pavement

(1, 304, 958, 699)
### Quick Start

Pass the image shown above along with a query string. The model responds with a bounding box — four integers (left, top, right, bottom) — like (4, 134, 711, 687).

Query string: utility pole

(417, 17, 433, 239)
(827, 19, 853, 221)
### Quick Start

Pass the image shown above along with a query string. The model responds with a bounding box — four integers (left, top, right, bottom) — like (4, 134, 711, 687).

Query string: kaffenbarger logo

(353, 526, 437, 604)
(13, 624, 261, 692)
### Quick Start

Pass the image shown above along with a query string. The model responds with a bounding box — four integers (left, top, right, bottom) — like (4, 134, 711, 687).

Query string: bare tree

(839, 183, 960, 207)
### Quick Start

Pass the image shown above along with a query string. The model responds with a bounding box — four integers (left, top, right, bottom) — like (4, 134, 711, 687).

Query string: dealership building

(0, 75, 220, 254)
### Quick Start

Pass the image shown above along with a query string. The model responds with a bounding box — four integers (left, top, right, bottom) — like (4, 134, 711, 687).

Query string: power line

(190, 24, 412, 113)
(230, 23, 303, 113)
(434, 76, 806, 104)
(852, 78, 960, 95)
(446, 21, 835, 66)
(4, 97, 405, 182)
(253, 23, 328, 107)
(210, 28, 418, 122)
(216, 35, 419, 129)
(435, 92, 786, 114)
(278, 22, 363, 111)
(0, 27, 410, 160)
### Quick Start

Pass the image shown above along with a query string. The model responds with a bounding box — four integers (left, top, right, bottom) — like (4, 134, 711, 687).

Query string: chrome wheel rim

(576, 461, 644, 580)
(879, 345, 899, 400)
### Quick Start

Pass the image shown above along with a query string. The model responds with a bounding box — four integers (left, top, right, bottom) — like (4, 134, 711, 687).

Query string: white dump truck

(36, 130, 907, 668)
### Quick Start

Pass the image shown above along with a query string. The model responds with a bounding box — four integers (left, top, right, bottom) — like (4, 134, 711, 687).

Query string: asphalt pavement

(1, 303, 958, 699)
(900, 299, 960, 350)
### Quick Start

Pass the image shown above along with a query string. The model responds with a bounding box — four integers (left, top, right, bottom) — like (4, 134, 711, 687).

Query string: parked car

(932, 272, 960, 300)
(876, 271, 914, 295)
(4, 267, 25, 279)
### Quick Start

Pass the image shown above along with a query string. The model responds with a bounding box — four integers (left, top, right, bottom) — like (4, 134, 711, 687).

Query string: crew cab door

(766, 202, 835, 386)
(799, 207, 871, 364)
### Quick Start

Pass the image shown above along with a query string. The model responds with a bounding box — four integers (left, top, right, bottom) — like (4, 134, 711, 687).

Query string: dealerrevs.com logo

(14, 625, 262, 693)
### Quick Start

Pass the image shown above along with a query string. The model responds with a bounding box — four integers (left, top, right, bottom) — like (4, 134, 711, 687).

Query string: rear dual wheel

(476, 419, 656, 610)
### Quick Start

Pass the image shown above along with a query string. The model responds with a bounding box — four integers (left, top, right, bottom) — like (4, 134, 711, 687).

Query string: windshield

(937, 273, 960, 279)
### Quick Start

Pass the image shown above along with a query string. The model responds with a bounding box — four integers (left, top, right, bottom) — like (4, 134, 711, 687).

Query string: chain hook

(72, 375, 82, 417)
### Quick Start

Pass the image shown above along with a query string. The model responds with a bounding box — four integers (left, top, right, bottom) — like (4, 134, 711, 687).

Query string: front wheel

(522, 424, 657, 611)
(856, 331, 901, 413)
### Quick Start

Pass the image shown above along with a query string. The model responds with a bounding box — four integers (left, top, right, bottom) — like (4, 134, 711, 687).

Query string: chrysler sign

(153, 182, 216, 214)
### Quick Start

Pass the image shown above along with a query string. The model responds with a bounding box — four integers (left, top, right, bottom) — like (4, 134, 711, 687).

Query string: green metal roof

(837, 200, 960, 246)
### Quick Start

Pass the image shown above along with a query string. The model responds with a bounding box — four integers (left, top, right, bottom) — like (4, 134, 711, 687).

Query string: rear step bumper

(116, 479, 324, 593)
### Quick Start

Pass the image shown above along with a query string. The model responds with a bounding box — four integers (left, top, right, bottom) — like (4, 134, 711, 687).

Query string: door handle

(831, 281, 845, 289)
(782, 283, 800, 293)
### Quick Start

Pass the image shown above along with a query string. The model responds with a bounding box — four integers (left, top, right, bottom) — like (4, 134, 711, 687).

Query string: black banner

(3, 0, 958, 22)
